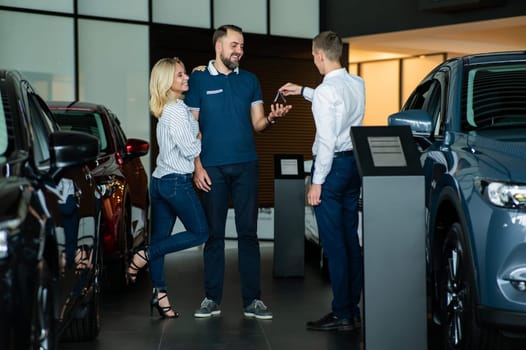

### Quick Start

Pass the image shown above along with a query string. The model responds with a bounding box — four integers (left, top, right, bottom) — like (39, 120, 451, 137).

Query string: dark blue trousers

(201, 161, 261, 307)
(313, 155, 363, 319)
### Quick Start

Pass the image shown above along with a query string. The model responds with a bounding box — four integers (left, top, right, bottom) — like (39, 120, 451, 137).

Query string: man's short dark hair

(313, 31, 343, 62)
(213, 24, 243, 46)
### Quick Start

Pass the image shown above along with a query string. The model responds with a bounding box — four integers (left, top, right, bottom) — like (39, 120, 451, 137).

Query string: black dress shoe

(306, 312, 353, 331)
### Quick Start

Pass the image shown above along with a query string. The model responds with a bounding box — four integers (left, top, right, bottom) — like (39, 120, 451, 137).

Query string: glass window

(0, 10, 75, 101)
(78, 19, 150, 175)
(403, 80, 437, 111)
(78, 0, 148, 21)
(403, 78, 444, 138)
(0, 0, 72, 12)
(464, 63, 526, 131)
(270, 0, 318, 38)
(153, 0, 210, 28)
(213, 0, 266, 34)
(110, 113, 128, 155)
(53, 111, 109, 152)
(27, 92, 54, 168)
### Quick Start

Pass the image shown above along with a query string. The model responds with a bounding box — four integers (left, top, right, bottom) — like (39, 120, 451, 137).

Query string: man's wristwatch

(266, 115, 276, 125)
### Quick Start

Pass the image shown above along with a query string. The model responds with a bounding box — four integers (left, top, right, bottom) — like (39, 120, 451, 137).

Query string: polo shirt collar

(207, 60, 239, 76)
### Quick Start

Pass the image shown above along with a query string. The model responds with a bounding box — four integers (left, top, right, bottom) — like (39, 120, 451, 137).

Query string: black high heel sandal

(126, 248, 148, 284)
(150, 289, 179, 319)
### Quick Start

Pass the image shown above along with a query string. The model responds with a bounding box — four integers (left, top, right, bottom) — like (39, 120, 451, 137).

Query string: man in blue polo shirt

(185, 24, 291, 320)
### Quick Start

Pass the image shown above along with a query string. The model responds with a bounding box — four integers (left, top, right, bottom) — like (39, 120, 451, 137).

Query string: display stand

(273, 154, 305, 278)
(351, 126, 427, 350)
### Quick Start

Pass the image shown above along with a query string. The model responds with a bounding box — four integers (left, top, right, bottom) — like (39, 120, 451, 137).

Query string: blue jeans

(312, 155, 363, 319)
(201, 161, 260, 307)
(149, 173, 208, 290)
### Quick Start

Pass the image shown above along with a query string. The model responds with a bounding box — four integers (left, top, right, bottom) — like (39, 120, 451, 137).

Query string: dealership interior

(2, 0, 526, 349)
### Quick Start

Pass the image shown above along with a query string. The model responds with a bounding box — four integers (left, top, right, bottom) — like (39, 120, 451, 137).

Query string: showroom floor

(59, 241, 440, 350)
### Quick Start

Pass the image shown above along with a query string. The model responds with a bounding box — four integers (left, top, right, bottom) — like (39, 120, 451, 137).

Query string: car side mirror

(125, 138, 149, 158)
(49, 131, 99, 175)
(388, 110, 433, 138)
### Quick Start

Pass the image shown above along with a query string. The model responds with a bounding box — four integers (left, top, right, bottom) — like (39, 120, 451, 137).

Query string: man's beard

(221, 54, 239, 70)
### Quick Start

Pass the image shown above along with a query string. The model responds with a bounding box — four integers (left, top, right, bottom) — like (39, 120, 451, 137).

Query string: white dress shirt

(302, 68, 365, 185)
(152, 99, 201, 178)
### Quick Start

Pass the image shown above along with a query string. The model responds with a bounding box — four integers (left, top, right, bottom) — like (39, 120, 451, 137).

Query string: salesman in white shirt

(279, 30, 365, 332)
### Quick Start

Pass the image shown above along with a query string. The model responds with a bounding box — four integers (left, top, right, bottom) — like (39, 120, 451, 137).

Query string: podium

(273, 154, 305, 277)
(351, 126, 427, 350)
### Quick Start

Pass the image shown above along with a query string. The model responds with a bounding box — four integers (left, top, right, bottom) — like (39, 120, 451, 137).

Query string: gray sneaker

(244, 299, 273, 320)
(194, 297, 221, 318)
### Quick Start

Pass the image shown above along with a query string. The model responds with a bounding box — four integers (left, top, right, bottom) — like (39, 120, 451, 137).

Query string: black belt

(313, 150, 353, 160)
(334, 150, 353, 158)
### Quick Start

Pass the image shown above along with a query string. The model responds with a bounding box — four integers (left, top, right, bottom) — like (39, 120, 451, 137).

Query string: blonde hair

(149, 57, 185, 118)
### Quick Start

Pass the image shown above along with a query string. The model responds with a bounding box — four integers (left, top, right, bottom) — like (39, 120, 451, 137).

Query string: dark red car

(48, 101, 150, 290)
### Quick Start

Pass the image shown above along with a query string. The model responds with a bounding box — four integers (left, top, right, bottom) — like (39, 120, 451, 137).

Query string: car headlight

(475, 179, 526, 208)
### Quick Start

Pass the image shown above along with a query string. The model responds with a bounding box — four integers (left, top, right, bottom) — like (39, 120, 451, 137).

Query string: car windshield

(463, 63, 526, 131)
(53, 110, 108, 151)
(0, 90, 7, 157)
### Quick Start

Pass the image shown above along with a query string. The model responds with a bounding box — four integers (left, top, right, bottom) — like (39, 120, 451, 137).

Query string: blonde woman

(127, 57, 208, 319)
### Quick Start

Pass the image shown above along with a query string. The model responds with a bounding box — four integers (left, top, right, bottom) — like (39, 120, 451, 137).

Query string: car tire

(437, 222, 482, 350)
(30, 259, 57, 350)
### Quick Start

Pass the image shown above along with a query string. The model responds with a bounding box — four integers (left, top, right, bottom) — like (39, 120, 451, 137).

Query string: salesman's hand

(279, 82, 302, 96)
(307, 183, 322, 206)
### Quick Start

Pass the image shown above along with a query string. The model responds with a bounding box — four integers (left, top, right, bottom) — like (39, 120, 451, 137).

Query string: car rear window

(464, 63, 526, 130)
(53, 111, 108, 151)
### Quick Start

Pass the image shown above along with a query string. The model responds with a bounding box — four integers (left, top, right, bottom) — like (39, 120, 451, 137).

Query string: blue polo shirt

(185, 60, 263, 167)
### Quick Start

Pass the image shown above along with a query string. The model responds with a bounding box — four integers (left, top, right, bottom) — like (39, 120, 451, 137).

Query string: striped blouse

(152, 99, 201, 178)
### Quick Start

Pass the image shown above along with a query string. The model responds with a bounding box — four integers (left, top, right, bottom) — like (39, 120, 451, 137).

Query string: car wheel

(437, 222, 481, 350)
(30, 259, 57, 350)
